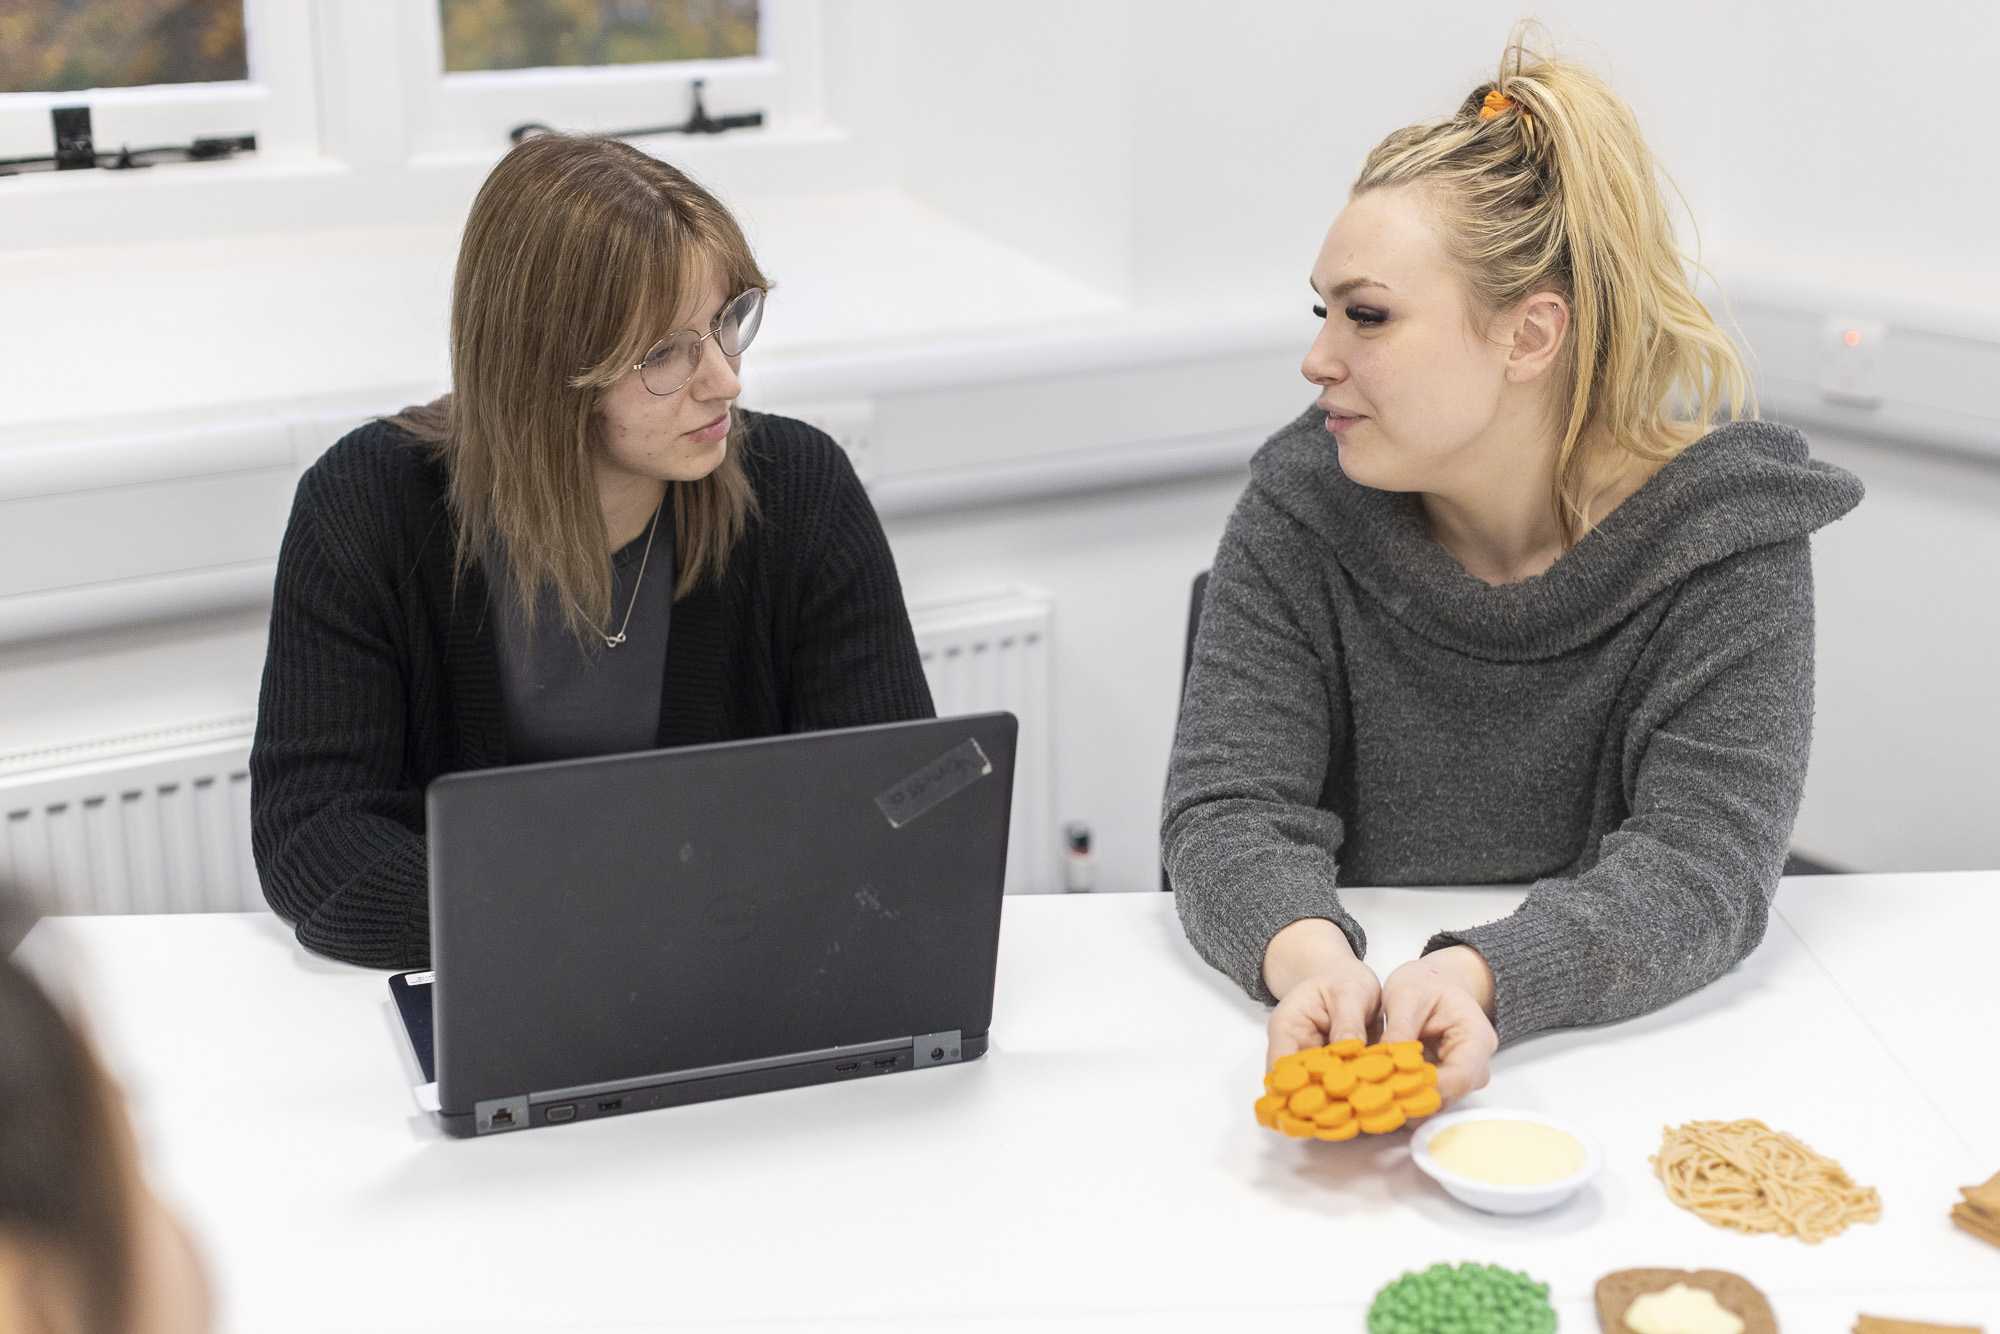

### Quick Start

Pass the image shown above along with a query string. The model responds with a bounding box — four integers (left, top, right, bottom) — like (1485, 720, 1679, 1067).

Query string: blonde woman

(1164, 28, 1861, 1107)
(253, 135, 932, 968)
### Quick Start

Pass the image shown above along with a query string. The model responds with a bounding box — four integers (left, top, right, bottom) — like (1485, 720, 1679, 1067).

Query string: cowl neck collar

(1248, 407, 1864, 661)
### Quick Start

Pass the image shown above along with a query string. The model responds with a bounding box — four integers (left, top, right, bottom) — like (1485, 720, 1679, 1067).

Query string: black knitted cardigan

(250, 411, 935, 969)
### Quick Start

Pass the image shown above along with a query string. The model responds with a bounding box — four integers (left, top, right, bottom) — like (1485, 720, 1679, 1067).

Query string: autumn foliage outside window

(439, 0, 759, 73)
(0, 0, 247, 94)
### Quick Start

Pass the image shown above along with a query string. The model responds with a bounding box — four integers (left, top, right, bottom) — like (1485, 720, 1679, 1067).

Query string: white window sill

(0, 150, 349, 197)
(0, 120, 876, 251)
(0, 188, 1310, 449)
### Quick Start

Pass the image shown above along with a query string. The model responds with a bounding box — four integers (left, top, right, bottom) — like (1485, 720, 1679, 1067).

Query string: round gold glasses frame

(633, 287, 767, 397)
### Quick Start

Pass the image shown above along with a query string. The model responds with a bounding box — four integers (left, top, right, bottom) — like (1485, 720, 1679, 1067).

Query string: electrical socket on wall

(1819, 317, 1887, 408)
(780, 399, 877, 482)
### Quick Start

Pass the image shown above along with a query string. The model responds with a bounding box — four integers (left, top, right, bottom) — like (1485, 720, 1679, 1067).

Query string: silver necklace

(603, 497, 663, 649)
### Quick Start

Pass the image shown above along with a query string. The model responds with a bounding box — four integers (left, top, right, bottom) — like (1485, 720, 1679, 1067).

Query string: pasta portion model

(1254, 1040, 1440, 1140)
(1595, 1269, 1775, 1334)
(1368, 1262, 1555, 1334)
(1652, 1119, 1881, 1243)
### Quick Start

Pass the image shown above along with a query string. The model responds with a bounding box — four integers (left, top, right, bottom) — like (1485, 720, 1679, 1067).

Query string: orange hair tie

(1479, 90, 1515, 120)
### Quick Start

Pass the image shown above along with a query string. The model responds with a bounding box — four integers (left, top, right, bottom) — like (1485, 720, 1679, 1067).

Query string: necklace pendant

(603, 632, 626, 649)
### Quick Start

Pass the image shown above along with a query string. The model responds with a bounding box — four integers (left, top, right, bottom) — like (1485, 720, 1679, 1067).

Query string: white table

(37, 874, 2000, 1333)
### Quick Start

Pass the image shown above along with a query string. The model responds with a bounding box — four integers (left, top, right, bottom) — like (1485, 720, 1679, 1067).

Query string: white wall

(1792, 427, 2000, 871)
(0, 611, 268, 756)
(891, 1, 1136, 299)
(1711, 2, 2000, 301)
(886, 1, 2000, 310)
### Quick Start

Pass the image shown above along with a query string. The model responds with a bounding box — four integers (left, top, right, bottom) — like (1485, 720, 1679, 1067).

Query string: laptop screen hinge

(912, 1031, 962, 1067)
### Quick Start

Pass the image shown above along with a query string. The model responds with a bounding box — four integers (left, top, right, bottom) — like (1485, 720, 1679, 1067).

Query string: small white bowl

(1409, 1106, 1603, 1215)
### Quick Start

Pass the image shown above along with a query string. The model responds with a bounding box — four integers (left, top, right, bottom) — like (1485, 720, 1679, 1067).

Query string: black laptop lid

(427, 714, 1016, 1116)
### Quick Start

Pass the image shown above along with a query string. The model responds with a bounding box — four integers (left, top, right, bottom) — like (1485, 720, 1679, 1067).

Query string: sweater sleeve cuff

(1423, 911, 1579, 1047)
(1175, 866, 1367, 1006)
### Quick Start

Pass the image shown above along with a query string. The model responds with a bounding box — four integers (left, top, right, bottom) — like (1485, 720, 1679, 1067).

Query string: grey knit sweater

(1163, 408, 1862, 1045)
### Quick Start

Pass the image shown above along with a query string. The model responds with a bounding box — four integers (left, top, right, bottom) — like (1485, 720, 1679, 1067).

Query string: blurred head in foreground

(0, 898, 208, 1334)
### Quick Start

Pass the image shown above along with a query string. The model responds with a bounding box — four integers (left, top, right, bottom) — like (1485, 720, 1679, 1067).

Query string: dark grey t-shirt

(490, 505, 674, 765)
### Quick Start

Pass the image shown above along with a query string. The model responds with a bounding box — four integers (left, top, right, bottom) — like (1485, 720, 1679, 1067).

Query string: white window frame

(395, 0, 825, 161)
(0, 0, 319, 164)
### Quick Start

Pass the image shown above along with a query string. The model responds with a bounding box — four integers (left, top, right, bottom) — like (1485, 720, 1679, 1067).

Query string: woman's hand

(1380, 945, 1499, 1105)
(1261, 918, 1383, 1068)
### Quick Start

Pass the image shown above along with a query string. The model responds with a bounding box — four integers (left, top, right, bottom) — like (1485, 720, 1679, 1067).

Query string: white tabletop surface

(34, 874, 2000, 1333)
(1772, 870, 2000, 1168)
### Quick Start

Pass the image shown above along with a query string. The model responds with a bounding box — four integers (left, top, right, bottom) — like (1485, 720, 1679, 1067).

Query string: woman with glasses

(251, 134, 933, 968)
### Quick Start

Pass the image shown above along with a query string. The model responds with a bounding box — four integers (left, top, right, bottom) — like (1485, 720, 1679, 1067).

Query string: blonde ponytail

(1353, 21, 1752, 544)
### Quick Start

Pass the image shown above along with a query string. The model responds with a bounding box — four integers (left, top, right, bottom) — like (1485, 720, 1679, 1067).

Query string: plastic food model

(1596, 1269, 1774, 1334)
(1254, 1039, 1441, 1140)
(1367, 1262, 1556, 1334)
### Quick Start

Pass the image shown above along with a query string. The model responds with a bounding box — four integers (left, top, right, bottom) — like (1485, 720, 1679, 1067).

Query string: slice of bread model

(1595, 1269, 1776, 1334)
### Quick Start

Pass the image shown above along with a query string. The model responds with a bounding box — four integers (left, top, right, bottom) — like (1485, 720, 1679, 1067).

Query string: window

(0, 0, 248, 92)
(397, 0, 815, 159)
(0, 0, 318, 164)
(0, 0, 821, 185)
(439, 0, 759, 73)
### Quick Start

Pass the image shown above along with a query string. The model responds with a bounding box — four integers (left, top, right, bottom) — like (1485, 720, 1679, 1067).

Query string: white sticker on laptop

(406, 970, 435, 987)
(875, 738, 992, 829)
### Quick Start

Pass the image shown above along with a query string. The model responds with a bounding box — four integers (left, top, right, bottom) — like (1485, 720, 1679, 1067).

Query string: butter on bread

(1595, 1270, 1774, 1334)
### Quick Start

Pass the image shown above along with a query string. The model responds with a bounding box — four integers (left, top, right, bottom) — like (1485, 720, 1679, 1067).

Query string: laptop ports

(597, 1097, 624, 1113)
(546, 1104, 576, 1123)
(874, 1057, 899, 1068)
(489, 1106, 517, 1128)
(834, 1062, 861, 1073)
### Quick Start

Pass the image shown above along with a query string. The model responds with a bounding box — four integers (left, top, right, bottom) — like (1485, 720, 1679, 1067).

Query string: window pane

(0, 0, 248, 94)
(439, 0, 759, 73)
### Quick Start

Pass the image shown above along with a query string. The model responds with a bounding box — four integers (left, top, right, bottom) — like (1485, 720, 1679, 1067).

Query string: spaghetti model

(1652, 1118, 1881, 1243)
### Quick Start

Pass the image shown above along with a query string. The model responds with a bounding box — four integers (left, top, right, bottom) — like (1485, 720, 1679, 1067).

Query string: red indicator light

(1843, 329, 1862, 347)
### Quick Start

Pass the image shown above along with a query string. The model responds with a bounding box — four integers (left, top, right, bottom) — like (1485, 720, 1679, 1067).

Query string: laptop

(391, 713, 1017, 1137)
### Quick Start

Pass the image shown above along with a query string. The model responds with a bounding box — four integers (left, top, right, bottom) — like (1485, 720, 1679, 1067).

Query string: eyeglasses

(633, 287, 766, 396)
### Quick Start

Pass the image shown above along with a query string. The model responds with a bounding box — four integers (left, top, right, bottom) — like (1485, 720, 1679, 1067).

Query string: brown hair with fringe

(1352, 20, 1753, 544)
(390, 133, 768, 641)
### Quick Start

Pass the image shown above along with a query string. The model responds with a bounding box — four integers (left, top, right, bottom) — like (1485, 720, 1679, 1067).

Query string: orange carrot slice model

(1255, 1041, 1442, 1139)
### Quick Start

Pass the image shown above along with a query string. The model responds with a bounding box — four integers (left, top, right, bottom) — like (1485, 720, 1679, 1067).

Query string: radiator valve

(1063, 822, 1095, 893)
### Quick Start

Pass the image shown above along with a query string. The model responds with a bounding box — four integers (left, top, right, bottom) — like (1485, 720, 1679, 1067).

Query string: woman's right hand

(1261, 918, 1382, 1068)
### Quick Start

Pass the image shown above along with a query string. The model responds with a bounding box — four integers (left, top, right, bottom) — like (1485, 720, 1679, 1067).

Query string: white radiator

(908, 586, 1057, 895)
(0, 715, 260, 915)
(0, 587, 1058, 913)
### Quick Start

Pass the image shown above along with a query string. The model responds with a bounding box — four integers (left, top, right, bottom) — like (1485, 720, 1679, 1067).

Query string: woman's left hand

(1379, 945, 1499, 1107)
